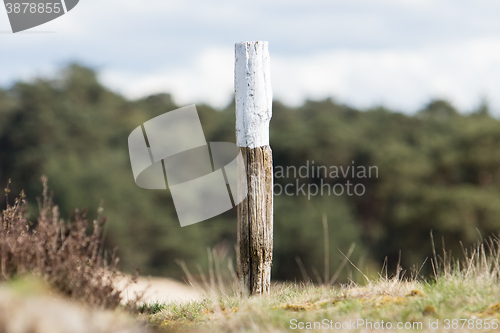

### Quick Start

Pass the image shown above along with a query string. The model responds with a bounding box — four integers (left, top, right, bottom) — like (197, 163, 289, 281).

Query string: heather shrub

(0, 177, 123, 309)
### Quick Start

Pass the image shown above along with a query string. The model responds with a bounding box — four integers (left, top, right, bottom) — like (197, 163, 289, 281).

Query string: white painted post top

(235, 41, 273, 148)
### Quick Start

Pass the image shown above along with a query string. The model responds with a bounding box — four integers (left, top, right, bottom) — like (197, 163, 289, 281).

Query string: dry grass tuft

(408, 289, 425, 297)
(483, 302, 500, 315)
(422, 305, 436, 315)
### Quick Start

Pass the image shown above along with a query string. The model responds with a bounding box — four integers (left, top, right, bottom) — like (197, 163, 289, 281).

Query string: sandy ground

(0, 282, 153, 333)
(116, 275, 203, 305)
(0, 277, 201, 333)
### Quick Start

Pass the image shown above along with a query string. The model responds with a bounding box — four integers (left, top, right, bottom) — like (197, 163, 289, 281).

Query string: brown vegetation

(0, 176, 123, 309)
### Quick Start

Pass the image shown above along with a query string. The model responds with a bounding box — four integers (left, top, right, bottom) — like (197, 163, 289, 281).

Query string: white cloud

(100, 38, 500, 113)
(2, 0, 500, 113)
(274, 38, 500, 112)
(101, 47, 235, 108)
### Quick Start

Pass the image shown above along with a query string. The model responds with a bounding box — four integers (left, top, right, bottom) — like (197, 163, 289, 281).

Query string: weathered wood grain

(237, 146, 273, 295)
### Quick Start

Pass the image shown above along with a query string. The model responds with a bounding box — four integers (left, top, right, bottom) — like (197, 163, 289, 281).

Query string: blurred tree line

(1, 64, 499, 282)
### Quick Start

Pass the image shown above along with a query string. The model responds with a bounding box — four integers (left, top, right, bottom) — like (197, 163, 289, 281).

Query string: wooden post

(235, 41, 273, 296)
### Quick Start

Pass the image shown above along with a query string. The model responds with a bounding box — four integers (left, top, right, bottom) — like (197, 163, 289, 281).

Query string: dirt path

(116, 276, 202, 305)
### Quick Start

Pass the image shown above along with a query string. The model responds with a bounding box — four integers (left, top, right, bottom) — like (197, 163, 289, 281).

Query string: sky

(1, 0, 500, 113)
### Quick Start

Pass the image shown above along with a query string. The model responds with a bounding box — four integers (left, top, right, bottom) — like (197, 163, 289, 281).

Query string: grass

(5, 181, 500, 332)
(137, 236, 500, 332)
